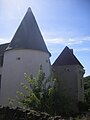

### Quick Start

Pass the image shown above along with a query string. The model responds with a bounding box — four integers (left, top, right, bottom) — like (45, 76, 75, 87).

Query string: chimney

(70, 49, 73, 54)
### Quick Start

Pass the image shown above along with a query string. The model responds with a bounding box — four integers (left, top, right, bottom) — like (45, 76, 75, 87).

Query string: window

(65, 68, 70, 72)
(0, 75, 1, 88)
(16, 57, 21, 60)
(0, 55, 4, 67)
(80, 78, 83, 88)
(46, 59, 48, 63)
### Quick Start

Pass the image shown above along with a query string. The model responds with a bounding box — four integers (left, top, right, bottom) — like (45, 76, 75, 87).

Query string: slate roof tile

(53, 46, 83, 67)
(7, 8, 51, 56)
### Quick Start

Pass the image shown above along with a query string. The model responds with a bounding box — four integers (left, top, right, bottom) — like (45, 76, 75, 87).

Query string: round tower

(1, 8, 51, 106)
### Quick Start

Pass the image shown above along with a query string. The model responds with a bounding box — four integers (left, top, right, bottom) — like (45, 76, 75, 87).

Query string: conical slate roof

(7, 8, 51, 56)
(53, 46, 83, 67)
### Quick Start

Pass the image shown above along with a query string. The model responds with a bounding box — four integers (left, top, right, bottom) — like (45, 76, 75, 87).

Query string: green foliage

(10, 65, 74, 116)
(8, 98, 14, 108)
(15, 65, 55, 112)
(49, 78, 76, 116)
(84, 76, 90, 109)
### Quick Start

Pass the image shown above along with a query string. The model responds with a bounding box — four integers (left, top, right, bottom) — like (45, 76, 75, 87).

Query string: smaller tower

(53, 46, 85, 111)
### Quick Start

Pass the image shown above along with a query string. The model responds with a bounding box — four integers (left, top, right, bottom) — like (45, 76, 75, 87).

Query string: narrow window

(0, 55, 4, 67)
(80, 78, 83, 88)
(0, 75, 1, 88)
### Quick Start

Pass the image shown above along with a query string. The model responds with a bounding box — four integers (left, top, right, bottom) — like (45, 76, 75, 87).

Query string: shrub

(9, 65, 75, 116)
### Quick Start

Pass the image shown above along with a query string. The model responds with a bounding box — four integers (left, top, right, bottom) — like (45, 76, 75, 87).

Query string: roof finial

(28, 7, 31, 12)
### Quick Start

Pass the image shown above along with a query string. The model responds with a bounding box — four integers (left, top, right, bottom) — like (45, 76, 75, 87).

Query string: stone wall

(1, 106, 89, 120)
(0, 106, 61, 120)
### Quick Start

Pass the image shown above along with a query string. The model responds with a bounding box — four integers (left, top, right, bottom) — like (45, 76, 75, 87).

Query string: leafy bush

(78, 101, 89, 112)
(84, 76, 90, 110)
(9, 65, 76, 116)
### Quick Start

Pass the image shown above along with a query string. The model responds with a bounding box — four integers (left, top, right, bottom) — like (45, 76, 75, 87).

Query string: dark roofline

(0, 43, 9, 46)
(0, 43, 10, 55)
(53, 46, 83, 68)
(5, 47, 51, 56)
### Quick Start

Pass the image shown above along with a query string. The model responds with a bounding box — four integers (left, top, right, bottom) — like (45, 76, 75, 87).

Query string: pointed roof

(53, 46, 83, 67)
(7, 8, 51, 56)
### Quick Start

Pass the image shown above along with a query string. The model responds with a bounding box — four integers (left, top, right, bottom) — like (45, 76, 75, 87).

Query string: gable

(53, 46, 83, 67)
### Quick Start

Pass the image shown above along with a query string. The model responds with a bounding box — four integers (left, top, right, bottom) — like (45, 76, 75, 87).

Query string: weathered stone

(54, 116, 62, 120)
(0, 106, 56, 120)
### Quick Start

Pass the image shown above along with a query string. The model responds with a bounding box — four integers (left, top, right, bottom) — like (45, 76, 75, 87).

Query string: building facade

(0, 8, 51, 105)
(0, 8, 85, 108)
(53, 47, 85, 111)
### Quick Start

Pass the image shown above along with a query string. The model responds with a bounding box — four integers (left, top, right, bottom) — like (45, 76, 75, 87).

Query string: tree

(9, 65, 74, 116)
(84, 76, 90, 110)
(15, 65, 55, 113)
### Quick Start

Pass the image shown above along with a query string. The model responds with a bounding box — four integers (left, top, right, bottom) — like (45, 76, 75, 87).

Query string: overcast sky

(0, 0, 90, 76)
